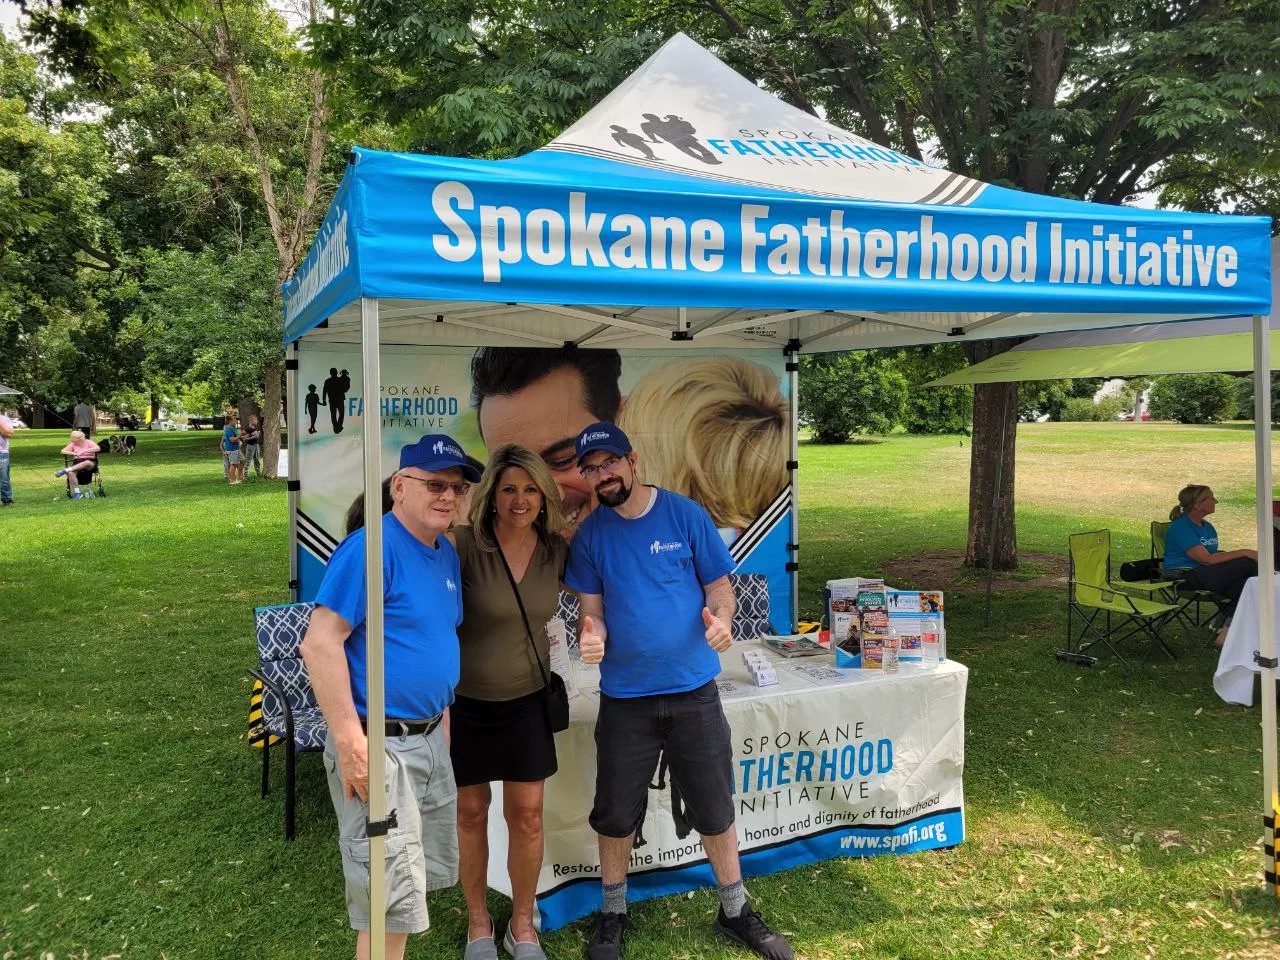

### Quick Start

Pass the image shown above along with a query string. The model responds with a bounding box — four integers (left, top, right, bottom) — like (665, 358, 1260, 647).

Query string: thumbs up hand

(703, 607, 733, 652)
(579, 615, 606, 665)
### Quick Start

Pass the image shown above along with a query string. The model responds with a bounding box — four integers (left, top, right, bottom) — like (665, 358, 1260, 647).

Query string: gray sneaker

(502, 923, 547, 959)
(464, 920, 500, 960)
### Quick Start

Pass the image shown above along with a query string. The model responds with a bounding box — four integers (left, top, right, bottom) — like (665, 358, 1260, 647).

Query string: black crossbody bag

(497, 546, 571, 733)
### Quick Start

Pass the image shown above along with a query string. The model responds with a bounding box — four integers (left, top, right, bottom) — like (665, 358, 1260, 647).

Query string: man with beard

(564, 423, 794, 960)
(471, 346, 621, 539)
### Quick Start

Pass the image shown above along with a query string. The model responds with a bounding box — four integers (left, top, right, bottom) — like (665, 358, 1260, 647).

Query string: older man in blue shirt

(302, 433, 480, 960)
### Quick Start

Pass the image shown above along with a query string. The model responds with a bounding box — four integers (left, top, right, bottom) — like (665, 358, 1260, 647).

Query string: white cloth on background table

(1214, 576, 1279, 705)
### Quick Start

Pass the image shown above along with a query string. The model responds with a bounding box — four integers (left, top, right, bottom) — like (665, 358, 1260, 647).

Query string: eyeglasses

(579, 455, 625, 480)
(400, 475, 470, 498)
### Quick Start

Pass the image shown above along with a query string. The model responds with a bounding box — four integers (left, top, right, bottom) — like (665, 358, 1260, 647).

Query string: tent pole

(788, 322, 800, 632)
(361, 297, 392, 957)
(983, 390, 1010, 627)
(1252, 313, 1277, 895)
(286, 340, 300, 601)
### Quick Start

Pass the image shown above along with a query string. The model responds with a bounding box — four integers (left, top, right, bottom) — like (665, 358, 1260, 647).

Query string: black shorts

(449, 689, 558, 788)
(590, 678, 734, 839)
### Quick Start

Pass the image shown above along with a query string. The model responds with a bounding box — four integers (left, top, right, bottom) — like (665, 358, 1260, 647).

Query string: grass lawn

(1, 424, 1277, 959)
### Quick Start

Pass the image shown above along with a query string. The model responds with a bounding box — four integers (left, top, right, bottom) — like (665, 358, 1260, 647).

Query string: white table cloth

(1214, 576, 1278, 705)
(485, 641, 969, 931)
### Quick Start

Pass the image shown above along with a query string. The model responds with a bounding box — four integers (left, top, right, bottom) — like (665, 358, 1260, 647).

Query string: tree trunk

(963, 340, 1019, 570)
(150, 390, 161, 423)
(262, 360, 283, 480)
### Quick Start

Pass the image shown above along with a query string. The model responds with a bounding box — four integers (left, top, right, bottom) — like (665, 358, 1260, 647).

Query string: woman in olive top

(450, 443, 568, 960)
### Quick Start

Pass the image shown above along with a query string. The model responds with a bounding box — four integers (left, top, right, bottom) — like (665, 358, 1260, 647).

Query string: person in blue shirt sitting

(1163, 484, 1259, 647)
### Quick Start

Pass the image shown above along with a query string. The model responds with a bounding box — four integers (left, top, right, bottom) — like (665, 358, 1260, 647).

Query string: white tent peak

(544, 33, 983, 205)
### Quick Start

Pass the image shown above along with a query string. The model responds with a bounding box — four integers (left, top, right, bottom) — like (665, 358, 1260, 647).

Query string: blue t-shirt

(565, 487, 736, 698)
(314, 512, 462, 720)
(1164, 514, 1219, 571)
(222, 426, 239, 452)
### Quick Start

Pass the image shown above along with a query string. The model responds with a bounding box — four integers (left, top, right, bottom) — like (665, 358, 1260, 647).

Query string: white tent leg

(788, 323, 800, 632)
(286, 341, 300, 601)
(362, 297, 394, 957)
(1253, 313, 1277, 895)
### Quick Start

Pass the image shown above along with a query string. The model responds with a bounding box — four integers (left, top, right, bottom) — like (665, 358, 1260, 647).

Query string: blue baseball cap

(399, 433, 482, 482)
(575, 421, 632, 465)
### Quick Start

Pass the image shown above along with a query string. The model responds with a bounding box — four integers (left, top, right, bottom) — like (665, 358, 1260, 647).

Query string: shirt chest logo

(650, 539, 684, 555)
(445, 577, 457, 592)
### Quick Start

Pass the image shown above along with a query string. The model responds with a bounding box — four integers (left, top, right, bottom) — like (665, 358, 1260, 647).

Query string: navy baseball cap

(575, 421, 632, 465)
(399, 433, 482, 482)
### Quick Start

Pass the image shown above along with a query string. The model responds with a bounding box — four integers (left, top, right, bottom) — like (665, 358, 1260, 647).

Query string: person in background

(1163, 483, 1259, 647)
(0, 411, 13, 506)
(54, 429, 100, 499)
(241, 414, 264, 478)
(73, 400, 94, 439)
(223, 415, 245, 485)
(448, 444, 569, 960)
(565, 422, 792, 960)
(300, 433, 479, 960)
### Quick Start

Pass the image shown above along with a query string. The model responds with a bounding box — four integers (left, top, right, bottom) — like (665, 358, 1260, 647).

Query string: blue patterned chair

(250, 602, 326, 840)
(554, 572, 775, 649)
(730, 573, 776, 640)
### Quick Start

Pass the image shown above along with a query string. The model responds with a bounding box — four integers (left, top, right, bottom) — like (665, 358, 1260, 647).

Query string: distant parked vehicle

(149, 419, 178, 431)
(10, 419, 28, 429)
(1119, 411, 1152, 421)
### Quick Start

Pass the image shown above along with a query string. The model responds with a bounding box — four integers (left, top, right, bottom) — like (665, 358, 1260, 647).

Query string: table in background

(485, 642, 969, 932)
(1215, 576, 1279, 705)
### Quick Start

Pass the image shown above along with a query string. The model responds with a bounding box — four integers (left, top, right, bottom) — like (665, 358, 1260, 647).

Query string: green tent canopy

(928, 314, 1280, 385)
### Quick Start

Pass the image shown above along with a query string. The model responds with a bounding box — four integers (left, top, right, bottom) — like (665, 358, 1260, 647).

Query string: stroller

(62, 446, 107, 499)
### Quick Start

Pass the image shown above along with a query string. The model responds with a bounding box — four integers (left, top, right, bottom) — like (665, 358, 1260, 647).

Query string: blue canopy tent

(282, 33, 1276, 948)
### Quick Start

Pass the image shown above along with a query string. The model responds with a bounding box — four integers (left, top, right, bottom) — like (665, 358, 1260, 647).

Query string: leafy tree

(894, 344, 972, 434)
(23, 0, 344, 476)
(798, 353, 908, 443)
(1148, 373, 1238, 423)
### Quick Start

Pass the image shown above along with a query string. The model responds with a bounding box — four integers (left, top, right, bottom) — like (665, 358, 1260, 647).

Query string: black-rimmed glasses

(579, 455, 624, 480)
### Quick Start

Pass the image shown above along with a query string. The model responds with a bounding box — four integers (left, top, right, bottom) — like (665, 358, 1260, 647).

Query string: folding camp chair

(1059, 529, 1180, 667)
(1150, 520, 1231, 631)
(249, 602, 326, 840)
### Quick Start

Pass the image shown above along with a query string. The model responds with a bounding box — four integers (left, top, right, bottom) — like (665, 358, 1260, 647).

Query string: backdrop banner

(484, 651, 967, 932)
(294, 340, 794, 628)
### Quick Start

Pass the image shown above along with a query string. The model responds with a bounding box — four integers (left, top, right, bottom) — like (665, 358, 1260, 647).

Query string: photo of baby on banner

(291, 343, 794, 626)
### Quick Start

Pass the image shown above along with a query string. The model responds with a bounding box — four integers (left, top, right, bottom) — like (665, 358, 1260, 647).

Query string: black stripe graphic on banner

(731, 489, 792, 563)
(731, 492, 791, 563)
(297, 512, 338, 548)
(916, 173, 962, 205)
(534, 805, 965, 901)
(297, 529, 333, 563)
(297, 510, 339, 550)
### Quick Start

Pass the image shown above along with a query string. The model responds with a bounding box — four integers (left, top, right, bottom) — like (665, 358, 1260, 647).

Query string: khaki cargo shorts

(323, 725, 458, 933)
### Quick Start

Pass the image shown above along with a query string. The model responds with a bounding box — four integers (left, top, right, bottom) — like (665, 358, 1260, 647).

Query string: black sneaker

(586, 911, 629, 960)
(714, 902, 794, 960)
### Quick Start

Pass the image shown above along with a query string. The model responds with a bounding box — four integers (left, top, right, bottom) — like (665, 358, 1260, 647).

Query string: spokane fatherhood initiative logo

(650, 540, 684, 555)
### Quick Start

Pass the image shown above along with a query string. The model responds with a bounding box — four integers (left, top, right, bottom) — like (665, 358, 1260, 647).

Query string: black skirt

(449, 688, 558, 788)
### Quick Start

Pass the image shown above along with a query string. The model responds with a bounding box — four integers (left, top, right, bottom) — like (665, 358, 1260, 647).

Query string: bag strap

(496, 542, 551, 687)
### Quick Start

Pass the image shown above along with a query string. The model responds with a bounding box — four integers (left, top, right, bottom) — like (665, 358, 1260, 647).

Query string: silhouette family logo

(432, 439, 463, 458)
(650, 539, 684, 555)
(609, 114, 721, 166)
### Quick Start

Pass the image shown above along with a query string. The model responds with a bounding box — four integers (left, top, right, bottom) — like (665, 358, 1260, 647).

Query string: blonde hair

(1171, 484, 1213, 521)
(619, 357, 788, 530)
(468, 443, 567, 551)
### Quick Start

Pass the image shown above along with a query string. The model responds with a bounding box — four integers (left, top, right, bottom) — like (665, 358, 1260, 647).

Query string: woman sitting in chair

(1164, 484, 1258, 647)
(54, 429, 100, 499)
